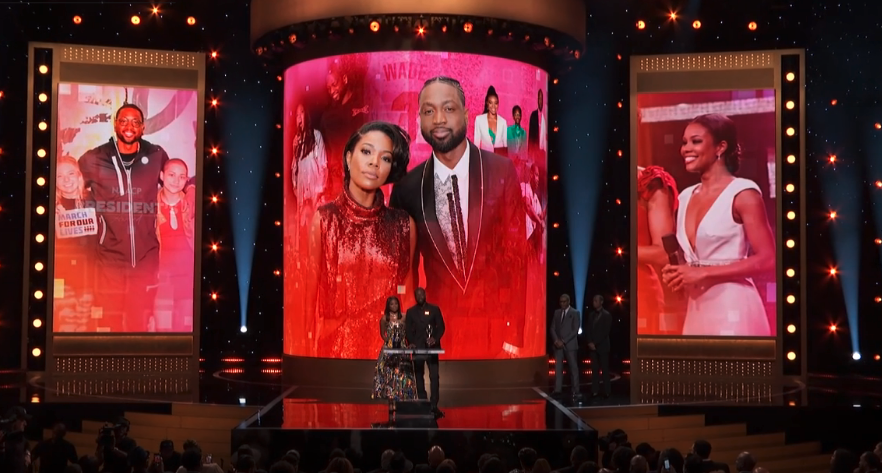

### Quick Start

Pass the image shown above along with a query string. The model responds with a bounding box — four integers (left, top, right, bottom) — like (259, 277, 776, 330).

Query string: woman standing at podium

(372, 296, 417, 412)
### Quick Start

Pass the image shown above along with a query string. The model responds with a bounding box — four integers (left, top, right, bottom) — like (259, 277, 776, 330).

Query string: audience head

(381, 450, 396, 470)
(283, 450, 301, 470)
(533, 459, 552, 473)
(572, 446, 591, 468)
(519, 448, 539, 471)
(481, 457, 506, 473)
(183, 440, 200, 454)
(428, 446, 446, 468)
(735, 452, 757, 472)
(270, 461, 298, 473)
(860, 452, 881, 472)
(684, 455, 703, 473)
(78, 455, 101, 473)
(53, 422, 68, 439)
(692, 441, 712, 460)
(635, 444, 657, 470)
(236, 455, 257, 473)
(345, 448, 363, 467)
(390, 452, 413, 473)
(577, 461, 600, 473)
(437, 459, 457, 473)
(128, 446, 150, 469)
(326, 458, 354, 473)
(65, 465, 84, 473)
(658, 448, 685, 473)
(613, 447, 636, 473)
(478, 454, 499, 472)
(630, 456, 648, 473)
(832, 448, 858, 473)
(181, 449, 203, 471)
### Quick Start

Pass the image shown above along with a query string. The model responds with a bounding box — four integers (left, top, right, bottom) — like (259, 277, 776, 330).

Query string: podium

(381, 348, 446, 355)
(379, 348, 445, 426)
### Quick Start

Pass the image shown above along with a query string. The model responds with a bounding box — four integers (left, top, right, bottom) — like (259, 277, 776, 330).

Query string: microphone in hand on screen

(661, 234, 682, 266)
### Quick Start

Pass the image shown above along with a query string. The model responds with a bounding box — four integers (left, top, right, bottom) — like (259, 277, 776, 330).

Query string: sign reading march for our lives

(55, 207, 98, 239)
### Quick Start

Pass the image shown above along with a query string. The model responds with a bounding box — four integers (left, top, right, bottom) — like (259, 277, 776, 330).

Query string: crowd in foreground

(2, 406, 882, 473)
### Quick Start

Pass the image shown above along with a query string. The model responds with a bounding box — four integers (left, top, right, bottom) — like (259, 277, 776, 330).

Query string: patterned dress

(371, 319, 417, 401)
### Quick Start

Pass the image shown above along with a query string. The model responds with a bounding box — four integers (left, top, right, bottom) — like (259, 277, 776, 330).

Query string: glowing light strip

(639, 97, 776, 123)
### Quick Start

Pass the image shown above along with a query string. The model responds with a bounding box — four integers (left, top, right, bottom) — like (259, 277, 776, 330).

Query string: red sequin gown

(636, 166, 678, 335)
(314, 188, 411, 359)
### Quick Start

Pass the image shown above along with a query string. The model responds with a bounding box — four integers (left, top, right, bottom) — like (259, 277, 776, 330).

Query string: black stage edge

(283, 356, 548, 388)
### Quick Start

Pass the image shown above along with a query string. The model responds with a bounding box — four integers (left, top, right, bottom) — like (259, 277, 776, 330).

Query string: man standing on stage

(405, 287, 445, 417)
(586, 294, 612, 398)
(390, 76, 525, 359)
(551, 294, 580, 397)
(527, 89, 546, 161)
(78, 104, 170, 332)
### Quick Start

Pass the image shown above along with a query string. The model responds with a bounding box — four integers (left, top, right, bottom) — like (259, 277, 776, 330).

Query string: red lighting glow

(876, 181, 882, 188)
(829, 324, 837, 332)
(463, 22, 473, 33)
(211, 196, 218, 203)
(829, 268, 838, 276)
(417, 26, 425, 35)
(692, 20, 701, 29)
(211, 51, 218, 59)
(211, 243, 218, 251)
(616, 248, 623, 255)
(876, 123, 881, 130)
(615, 296, 623, 303)
(553, 271, 560, 277)
(829, 211, 837, 220)
(876, 239, 882, 245)
(370, 21, 380, 32)
(875, 296, 882, 303)
(669, 12, 678, 20)
(875, 355, 881, 361)
(748, 21, 757, 31)
(637, 20, 646, 30)
(211, 293, 218, 301)
(552, 223, 560, 228)
(211, 147, 219, 155)
(829, 155, 837, 163)
(131, 15, 141, 25)
(831, 99, 838, 106)
(210, 99, 218, 106)
(552, 175, 559, 181)
(186, 16, 196, 26)
(73, 15, 82, 24)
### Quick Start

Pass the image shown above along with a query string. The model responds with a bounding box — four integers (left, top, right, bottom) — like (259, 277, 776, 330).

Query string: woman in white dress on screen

(473, 86, 508, 152)
(292, 103, 329, 249)
(661, 113, 775, 336)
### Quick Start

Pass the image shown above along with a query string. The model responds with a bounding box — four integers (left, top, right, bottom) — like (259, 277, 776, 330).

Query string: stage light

(287, 34, 297, 44)
(553, 271, 560, 277)
(669, 12, 678, 20)
(637, 20, 646, 30)
(152, 6, 159, 14)
(187, 16, 196, 26)
(211, 51, 218, 59)
(692, 20, 701, 29)
(786, 239, 795, 248)
(240, 326, 248, 333)
(787, 154, 796, 164)
(785, 72, 795, 81)
(786, 324, 796, 334)
(417, 26, 425, 35)
(211, 243, 218, 251)
(36, 177, 46, 186)
(876, 181, 882, 188)
(829, 155, 837, 163)
(211, 147, 219, 155)
(786, 211, 796, 220)
(552, 223, 559, 228)
(749, 21, 758, 30)
(829, 211, 838, 219)
(34, 262, 43, 271)
(876, 123, 881, 130)
(274, 220, 281, 226)
(829, 267, 838, 276)
(616, 199, 622, 205)
(785, 184, 795, 193)
(786, 351, 796, 361)
(616, 247, 623, 255)
(32, 348, 42, 357)
(552, 175, 559, 181)
(829, 324, 838, 332)
(37, 149, 46, 158)
(73, 15, 82, 24)
(786, 127, 795, 136)
(34, 290, 44, 300)
(875, 354, 881, 361)
(786, 268, 795, 277)
(35, 234, 45, 243)
(788, 400, 796, 406)
(786, 100, 795, 110)
(853, 352, 861, 361)
(553, 126, 559, 132)
(211, 99, 218, 107)
(36, 206, 45, 215)
(876, 296, 882, 303)
(211, 292, 218, 300)
(131, 15, 141, 25)
(786, 295, 796, 304)
(33, 319, 42, 328)
(369, 21, 380, 32)
(38, 121, 48, 131)
(831, 99, 838, 106)
(442, 25, 448, 33)
(38, 93, 48, 102)
(617, 102, 623, 108)
(211, 196, 218, 203)
(553, 78, 559, 85)
(615, 296, 623, 303)
(876, 239, 882, 245)
(463, 22, 473, 33)
(274, 270, 281, 276)
(617, 150, 623, 157)
(38, 65, 48, 74)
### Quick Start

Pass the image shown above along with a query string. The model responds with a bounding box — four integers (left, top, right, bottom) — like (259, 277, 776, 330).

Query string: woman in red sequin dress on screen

(636, 165, 678, 334)
(154, 158, 195, 332)
(307, 121, 416, 359)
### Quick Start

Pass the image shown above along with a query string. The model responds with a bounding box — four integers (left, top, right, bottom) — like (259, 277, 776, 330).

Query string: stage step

(573, 405, 659, 419)
(582, 414, 706, 432)
(125, 411, 244, 429)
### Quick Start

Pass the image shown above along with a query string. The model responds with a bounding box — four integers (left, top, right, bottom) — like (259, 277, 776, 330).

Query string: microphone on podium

(661, 234, 682, 266)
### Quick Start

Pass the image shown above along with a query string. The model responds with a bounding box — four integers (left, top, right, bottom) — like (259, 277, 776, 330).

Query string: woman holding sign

(53, 156, 97, 332)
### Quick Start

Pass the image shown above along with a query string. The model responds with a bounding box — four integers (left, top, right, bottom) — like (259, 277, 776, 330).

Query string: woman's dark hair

(512, 105, 522, 117)
(690, 113, 742, 174)
(658, 448, 684, 473)
(384, 296, 402, 323)
(342, 121, 410, 186)
(483, 86, 499, 115)
(293, 103, 317, 163)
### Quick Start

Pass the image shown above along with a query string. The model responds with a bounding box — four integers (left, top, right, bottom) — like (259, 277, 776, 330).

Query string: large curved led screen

(634, 90, 778, 337)
(284, 52, 548, 360)
(53, 84, 199, 333)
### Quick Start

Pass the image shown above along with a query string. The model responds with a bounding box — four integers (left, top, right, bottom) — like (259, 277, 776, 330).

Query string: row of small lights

(635, 13, 761, 31)
(66, 7, 199, 27)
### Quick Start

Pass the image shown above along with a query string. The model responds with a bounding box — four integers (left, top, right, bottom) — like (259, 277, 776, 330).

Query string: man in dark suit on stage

(406, 287, 445, 417)
(586, 294, 613, 398)
(527, 89, 546, 161)
(551, 294, 581, 397)
(390, 76, 525, 360)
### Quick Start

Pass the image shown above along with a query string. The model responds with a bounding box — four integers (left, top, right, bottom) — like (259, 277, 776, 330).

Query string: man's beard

(421, 124, 466, 154)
